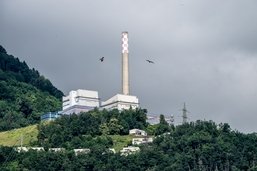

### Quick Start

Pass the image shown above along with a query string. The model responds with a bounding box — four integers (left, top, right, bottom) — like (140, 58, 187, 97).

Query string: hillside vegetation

(0, 45, 63, 131)
(1, 119, 257, 170)
(0, 125, 38, 147)
(0, 121, 133, 151)
(37, 108, 147, 149)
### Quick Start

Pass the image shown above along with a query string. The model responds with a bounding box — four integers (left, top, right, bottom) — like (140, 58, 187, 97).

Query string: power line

(1, 138, 20, 168)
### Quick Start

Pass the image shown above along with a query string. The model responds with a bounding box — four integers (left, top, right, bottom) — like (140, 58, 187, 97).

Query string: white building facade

(132, 137, 153, 145)
(129, 129, 147, 136)
(101, 94, 139, 111)
(62, 89, 100, 115)
(120, 146, 140, 156)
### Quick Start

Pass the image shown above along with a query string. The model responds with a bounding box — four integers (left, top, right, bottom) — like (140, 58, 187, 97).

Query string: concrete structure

(101, 94, 139, 110)
(129, 129, 147, 136)
(122, 32, 129, 95)
(132, 137, 153, 145)
(62, 89, 100, 115)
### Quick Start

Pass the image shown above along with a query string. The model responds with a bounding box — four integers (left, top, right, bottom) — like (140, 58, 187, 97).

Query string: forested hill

(0, 45, 63, 131)
(0, 45, 63, 99)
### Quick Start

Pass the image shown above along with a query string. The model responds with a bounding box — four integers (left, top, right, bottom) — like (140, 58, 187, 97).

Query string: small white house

(74, 148, 91, 156)
(16, 147, 29, 152)
(30, 147, 45, 151)
(49, 148, 65, 152)
(16, 147, 44, 153)
(129, 129, 147, 136)
(120, 146, 140, 156)
(132, 137, 153, 145)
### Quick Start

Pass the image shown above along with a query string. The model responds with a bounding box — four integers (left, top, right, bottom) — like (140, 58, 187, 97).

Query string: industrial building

(101, 94, 139, 110)
(62, 89, 100, 115)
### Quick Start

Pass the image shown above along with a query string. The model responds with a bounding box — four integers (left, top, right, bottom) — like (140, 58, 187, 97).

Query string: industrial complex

(41, 32, 139, 121)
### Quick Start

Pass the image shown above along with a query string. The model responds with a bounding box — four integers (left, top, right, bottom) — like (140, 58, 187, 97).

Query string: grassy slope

(0, 124, 38, 146)
(109, 135, 133, 151)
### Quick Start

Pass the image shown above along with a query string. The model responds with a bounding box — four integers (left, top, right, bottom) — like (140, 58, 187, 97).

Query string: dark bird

(100, 57, 104, 62)
(146, 59, 154, 64)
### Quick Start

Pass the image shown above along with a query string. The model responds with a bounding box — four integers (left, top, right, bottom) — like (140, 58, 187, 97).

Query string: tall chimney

(122, 32, 129, 95)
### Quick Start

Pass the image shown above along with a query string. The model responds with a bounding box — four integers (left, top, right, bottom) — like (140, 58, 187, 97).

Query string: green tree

(155, 114, 170, 135)
(108, 118, 123, 135)
(100, 123, 110, 135)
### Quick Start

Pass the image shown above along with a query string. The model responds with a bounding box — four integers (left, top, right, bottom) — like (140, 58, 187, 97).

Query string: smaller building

(16, 147, 44, 153)
(16, 147, 29, 152)
(49, 148, 65, 152)
(74, 148, 91, 156)
(129, 129, 147, 136)
(120, 146, 140, 156)
(132, 137, 153, 145)
(101, 94, 139, 111)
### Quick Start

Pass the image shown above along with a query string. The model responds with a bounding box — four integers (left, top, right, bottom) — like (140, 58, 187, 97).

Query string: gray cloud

(1, 0, 257, 132)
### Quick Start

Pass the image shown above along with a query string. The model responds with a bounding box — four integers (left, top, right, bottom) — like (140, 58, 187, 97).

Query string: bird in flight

(100, 57, 104, 62)
(146, 59, 154, 64)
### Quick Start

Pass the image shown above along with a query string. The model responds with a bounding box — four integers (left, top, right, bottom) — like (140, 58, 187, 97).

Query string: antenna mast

(182, 102, 188, 124)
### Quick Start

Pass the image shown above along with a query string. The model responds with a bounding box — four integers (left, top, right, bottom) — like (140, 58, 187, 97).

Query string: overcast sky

(1, 0, 257, 132)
